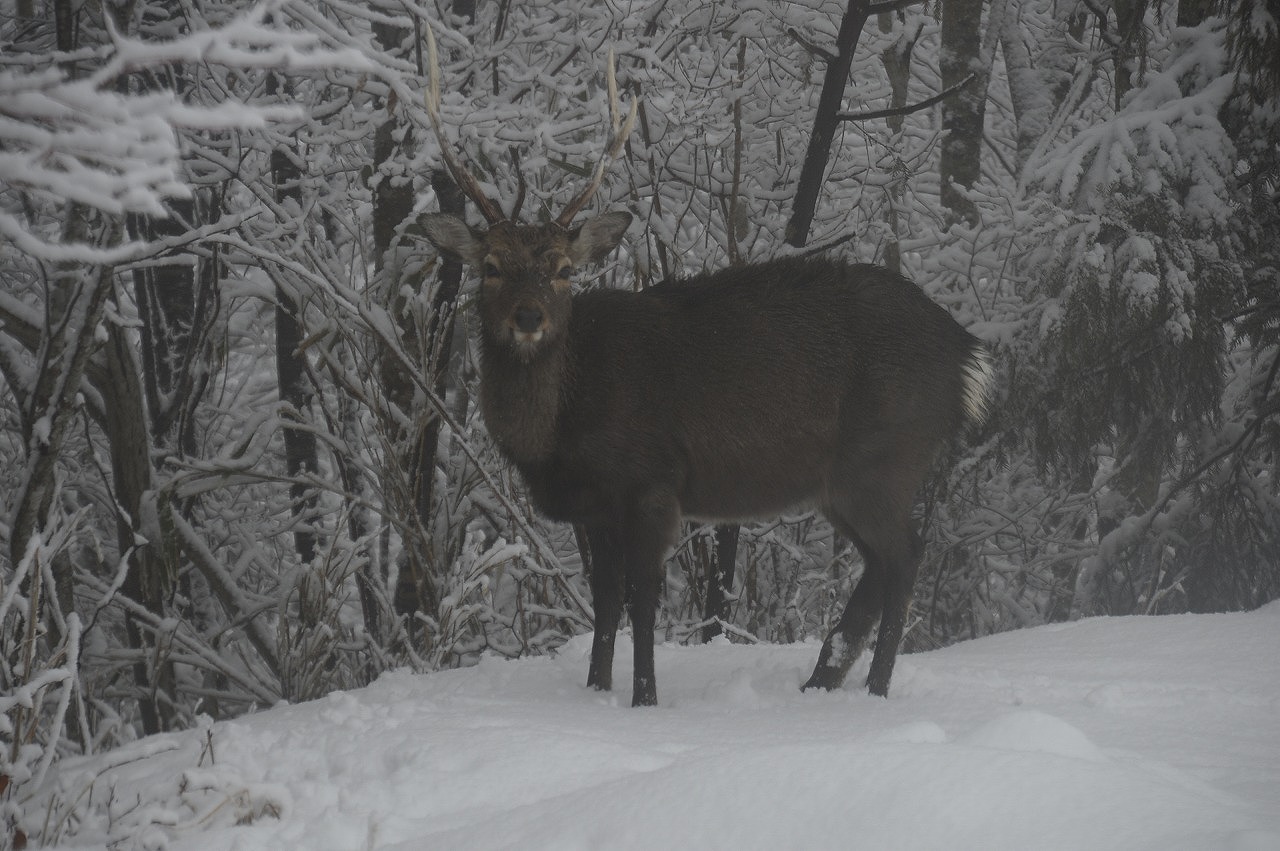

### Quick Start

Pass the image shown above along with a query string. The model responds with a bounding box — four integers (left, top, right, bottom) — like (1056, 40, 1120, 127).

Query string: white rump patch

(960, 344, 995, 425)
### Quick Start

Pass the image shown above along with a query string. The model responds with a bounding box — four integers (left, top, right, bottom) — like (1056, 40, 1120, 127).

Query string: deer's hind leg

(803, 450, 926, 696)
(864, 523, 923, 696)
(801, 516, 884, 692)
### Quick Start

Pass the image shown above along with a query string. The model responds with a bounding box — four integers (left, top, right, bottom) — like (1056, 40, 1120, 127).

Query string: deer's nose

(513, 306, 544, 333)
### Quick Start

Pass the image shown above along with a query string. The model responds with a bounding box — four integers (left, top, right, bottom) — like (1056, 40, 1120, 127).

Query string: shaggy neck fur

(478, 328, 568, 466)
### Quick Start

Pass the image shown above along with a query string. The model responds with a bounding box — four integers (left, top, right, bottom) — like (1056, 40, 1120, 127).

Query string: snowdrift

(29, 604, 1280, 850)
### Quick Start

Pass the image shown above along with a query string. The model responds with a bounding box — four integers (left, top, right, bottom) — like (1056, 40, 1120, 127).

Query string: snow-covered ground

(28, 604, 1280, 850)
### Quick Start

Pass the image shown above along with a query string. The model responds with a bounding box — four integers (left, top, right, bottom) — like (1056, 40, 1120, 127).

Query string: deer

(417, 30, 994, 707)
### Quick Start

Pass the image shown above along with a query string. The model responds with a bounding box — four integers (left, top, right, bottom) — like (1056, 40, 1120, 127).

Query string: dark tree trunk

(940, 0, 987, 226)
(125, 0, 224, 728)
(273, 274, 319, 567)
(1111, 0, 1148, 109)
(102, 309, 172, 733)
(773, 0, 888, 641)
(380, 0, 474, 637)
(878, 13, 922, 273)
(701, 525, 740, 641)
(267, 74, 320, 568)
(131, 193, 218, 459)
(333, 389, 382, 642)
(9, 211, 122, 749)
(10, 226, 115, 585)
(415, 169, 466, 520)
(785, 0, 874, 248)
(370, 17, 437, 634)
(1176, 0, 1213, 26)
(132, 206, 195, 415)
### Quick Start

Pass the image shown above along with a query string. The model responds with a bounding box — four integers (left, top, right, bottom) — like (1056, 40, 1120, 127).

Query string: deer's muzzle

(513, 305, 544, 334)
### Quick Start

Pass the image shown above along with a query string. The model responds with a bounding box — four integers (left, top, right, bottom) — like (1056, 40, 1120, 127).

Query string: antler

(554, 50, 638, 229)
(425, 25, 506, 225)
(507, 146, 527, 221)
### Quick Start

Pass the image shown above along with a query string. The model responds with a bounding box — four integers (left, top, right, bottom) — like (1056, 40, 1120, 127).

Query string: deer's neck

(478, 336, 567, 466)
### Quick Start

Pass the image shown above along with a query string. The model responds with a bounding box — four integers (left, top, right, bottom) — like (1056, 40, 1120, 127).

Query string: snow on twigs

(0, 6, 369, 261)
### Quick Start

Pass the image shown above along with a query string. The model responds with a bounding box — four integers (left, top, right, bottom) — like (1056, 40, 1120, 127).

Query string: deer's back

(540, 256, 976, 522)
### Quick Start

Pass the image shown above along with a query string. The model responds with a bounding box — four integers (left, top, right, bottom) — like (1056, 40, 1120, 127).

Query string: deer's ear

(419, 213, 487, 264)
(567, 211, 631, 265)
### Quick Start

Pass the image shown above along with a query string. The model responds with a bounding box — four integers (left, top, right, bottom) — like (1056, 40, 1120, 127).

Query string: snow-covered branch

(0, 5, 371, 260)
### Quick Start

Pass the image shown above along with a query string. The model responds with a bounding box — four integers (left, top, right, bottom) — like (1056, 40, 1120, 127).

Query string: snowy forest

(2, 0, 1278, 834)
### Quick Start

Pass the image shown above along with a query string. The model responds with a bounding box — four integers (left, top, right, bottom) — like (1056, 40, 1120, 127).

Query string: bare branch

(866, 0, 929, 14)
(1077, 0, 1125, 49)
(785, 27, 837, 63)
(836, 72, 975, 123)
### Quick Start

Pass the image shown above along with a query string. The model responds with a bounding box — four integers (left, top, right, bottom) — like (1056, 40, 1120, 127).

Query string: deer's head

(421, 214, 631, 358)
(418, 27, 635, 359)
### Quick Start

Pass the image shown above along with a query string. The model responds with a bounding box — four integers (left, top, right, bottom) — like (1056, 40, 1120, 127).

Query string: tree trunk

(8, 211, 126, 750)
(701, 525, 740, 642)
(775, 0, 883, 642)
(999, 0, 1040, 173)
(130, 200, 193, 421)
(9, 211, 117, 583)
(1002, 0, 1091, 173)
(703, 40, 751, 638)
(370, 17, 438, 637)
(131, 194, 218, 458)
(415, 168, 466, 519)
(785, 0, 874, 248)
(334, 384, 382, 642)
(940, 0, 987, 225)
(268, 78, 320, 568)
(1176, 0, 1213, 26)
(1110, 0, 1147, 109)
(102, 308, 172, 733)
(379, 1, 474, 639)
(878, 13, 922, 273)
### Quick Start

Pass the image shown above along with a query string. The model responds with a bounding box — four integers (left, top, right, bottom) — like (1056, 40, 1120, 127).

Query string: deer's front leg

(623, 493, 679, 707)
(584, 524, 624, 692)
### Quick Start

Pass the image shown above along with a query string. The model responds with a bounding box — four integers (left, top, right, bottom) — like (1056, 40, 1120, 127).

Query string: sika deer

(418, 31, 993, 706)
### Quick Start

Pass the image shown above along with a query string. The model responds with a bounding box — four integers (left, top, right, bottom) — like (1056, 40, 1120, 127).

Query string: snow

(28, 605, 1280, 850)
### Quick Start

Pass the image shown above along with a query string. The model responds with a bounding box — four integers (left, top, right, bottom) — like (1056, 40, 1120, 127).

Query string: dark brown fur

(421, 212, 992, 706)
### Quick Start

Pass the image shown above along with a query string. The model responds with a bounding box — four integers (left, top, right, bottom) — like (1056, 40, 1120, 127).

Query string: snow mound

(965, 710, 1106, 761)
(26, 609, 1280, 851)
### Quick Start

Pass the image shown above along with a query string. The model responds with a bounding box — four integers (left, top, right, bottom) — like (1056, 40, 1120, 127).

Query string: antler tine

(425, 25, 506, 225)
(555, 49, 639, 229)
(507, 146, 527, 221)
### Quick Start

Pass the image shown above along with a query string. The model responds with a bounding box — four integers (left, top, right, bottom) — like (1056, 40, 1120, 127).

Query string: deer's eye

(483, 263, 500, 278)
(556, 264, 574, 280)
